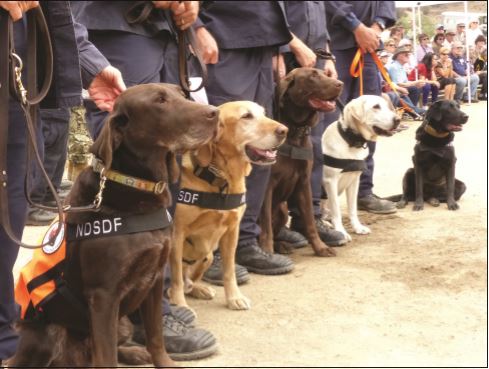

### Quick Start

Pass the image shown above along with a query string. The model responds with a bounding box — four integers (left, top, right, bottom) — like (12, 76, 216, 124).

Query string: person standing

(325, 1, 398, 214)
(196, 1, 296, 284)
(450, 41, 480, 103)
(0, 1, 124, 365)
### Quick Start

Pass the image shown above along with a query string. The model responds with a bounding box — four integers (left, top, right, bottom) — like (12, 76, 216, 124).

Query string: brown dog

(169, 101, 287, 311)
(259, 68, 343, 257)
(10, 84, 219, 367)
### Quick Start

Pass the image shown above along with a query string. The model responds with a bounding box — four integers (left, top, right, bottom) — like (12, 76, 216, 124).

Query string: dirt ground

(15, 102, 487, 367)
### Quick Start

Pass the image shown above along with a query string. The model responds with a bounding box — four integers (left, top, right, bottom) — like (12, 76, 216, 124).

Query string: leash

(125, 1, 207, 98)
(0, 7, 66, 249)
(349, 48, 414, 114)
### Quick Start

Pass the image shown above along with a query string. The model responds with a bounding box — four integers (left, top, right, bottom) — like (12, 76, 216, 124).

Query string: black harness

(278, 143, 314, 160)
(323, 154, 367, 172)
(177, 188, 246, 210)
(66, 208, 172, 241)
(337, 121, 368, 149)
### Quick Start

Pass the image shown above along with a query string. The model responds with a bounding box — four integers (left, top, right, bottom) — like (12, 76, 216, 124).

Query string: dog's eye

(241, 112, 253, 119)
(373, 104, 381, 109)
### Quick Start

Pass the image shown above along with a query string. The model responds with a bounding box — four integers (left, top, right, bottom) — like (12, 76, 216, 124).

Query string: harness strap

(92, 157, 167, 194)
(323, 154, 367, 172)
(191, 159, 228, 191)
(337, 121, 368, 148)
(278, 143, 314, 160)
(66, 208, 172, 241)
(177, 188, 246, 210)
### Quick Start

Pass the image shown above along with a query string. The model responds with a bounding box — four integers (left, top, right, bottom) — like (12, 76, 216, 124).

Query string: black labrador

(397, 100, 468, 211)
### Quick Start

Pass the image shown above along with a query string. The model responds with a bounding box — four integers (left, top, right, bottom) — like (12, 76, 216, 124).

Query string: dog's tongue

(253, 148, 277, 159)
(447, 124, 463, 131)
(309, 98, 336, 112)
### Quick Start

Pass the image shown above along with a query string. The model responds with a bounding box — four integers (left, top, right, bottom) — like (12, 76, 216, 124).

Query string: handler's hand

(88, 66, 126, 112)
(273, 53, 286, 80)
(0, 1, 38, 21)
(353, 23, 380, 54)
(195, 27, 219, 64)
(324, 59, 338, 79)
(171, 1, 199, 31)
(290, 35, 317, 68)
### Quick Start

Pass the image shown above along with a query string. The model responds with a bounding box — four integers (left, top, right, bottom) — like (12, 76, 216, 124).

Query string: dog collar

(278, 143, 314, 160)
(190, 156, 229, 192)
(323, 154, 367, 172)
(177, 188, 246, 210)
(424, 124, 450, 138)
(91, 157, 167, 194)
(337, 121, 368, 148)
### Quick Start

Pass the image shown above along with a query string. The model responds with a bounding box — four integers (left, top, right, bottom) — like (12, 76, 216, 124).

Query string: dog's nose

(335, 81, 343, 89)
(206, 107, 219, 120)
(275, 125, 288, 138)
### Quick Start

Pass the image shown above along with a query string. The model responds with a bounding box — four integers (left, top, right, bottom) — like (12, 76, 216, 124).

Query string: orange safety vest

(15, 219, 67, 319)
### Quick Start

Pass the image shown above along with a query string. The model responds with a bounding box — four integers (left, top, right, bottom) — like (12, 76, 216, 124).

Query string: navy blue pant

(334, 48, 382, 197)
(83, 31, 179, 317)
(205, 47, 276, 246)
(30, 108, 70, 205)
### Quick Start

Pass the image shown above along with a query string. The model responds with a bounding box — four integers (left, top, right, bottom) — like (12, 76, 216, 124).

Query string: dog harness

(323, 154, 367, 172)
(15, 208, 172, 333)
(337, 121, 368, 148)
(177, 188, 246, 210)
(278, 142, 314, 160)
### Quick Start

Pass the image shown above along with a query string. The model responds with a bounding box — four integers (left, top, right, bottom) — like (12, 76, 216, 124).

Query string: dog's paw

(427, 197, 440, 207)
(227, 295, 251, 310)
(315, 246, 337, 257)
(353, 224, 371, 235)
(447, 201, 459, 210)
(396, 199, 407, 209)
(118, 345, 152, 365)
(187, 284, 216, 300)
(413, 202, 424, 211)
(338, 229, 352, 242)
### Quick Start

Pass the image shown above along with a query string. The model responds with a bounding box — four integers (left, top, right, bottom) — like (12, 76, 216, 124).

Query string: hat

(379, 51, 390, 58)
(457, 21, 466, 27)
(393, 46, 411, 59)
(398, 38, 412, 47)
(446, 29, 456, 35)
(436, 24, 444, 30)
(469, 17, 479, 24)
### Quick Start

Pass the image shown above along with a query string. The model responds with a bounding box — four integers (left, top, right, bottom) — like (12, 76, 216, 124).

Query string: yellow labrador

(169, 101, 287, 310)
(322, 95, 400, 241)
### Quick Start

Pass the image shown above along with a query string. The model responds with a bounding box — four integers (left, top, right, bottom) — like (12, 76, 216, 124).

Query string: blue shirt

(450, 54, 472, 76)
(388, 60, 408, 84)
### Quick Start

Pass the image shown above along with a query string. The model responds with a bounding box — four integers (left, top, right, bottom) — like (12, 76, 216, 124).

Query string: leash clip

(93, 168, 107, 209)
(12, 53, 27, 105)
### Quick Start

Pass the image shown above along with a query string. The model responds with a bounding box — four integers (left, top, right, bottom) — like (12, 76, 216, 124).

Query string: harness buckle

(154, 181, 167, 194)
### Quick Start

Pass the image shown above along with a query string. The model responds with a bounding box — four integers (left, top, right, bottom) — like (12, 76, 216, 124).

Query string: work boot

(25, 208, 56, 226)
(274, 226, 309, 249)
(235, 240, 294, 275)
(169, 304, 196, 326)
(132, 313, 218, 361)
(290, 217, 347, 247)
(202, 252, 250, 286)
(357, 193, 397, 214)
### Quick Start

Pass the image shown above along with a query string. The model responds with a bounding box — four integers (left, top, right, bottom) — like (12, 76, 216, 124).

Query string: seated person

(470, 35, 487, 100)
(450, 41, 480, 103)
(416, 33, 433, 63)
(434, 47, 457, 100)
(408, 52, 440, 109)
(387, 46, 426, 115)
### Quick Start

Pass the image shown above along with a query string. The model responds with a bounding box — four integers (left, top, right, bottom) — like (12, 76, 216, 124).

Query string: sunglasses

(386, 44, 395, 47)
(421, 38, 429, 40)
(441, 53, 449, 55)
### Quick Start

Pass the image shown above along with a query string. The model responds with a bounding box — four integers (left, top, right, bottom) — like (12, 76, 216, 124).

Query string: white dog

(322, 95, 400, 241)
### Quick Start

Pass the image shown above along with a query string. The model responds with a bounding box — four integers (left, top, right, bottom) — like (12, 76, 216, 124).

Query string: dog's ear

(381, 93, 396, 112)
(277, 70, 297, 109)
(90, 108, 128, 170)
(166, 152, 180, 184)
(345, 99, 377, 141)
(194, 142, 214, 167)
(424, 102, 442, 123)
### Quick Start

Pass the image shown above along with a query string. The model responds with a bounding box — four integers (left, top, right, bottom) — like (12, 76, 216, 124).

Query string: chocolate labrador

(10, 83, 219, 367)
(259, 68, 342, 257)
(396, 99, 468, 211)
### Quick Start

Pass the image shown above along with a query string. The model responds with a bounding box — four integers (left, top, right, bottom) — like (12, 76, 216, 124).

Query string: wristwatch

(373, 19, 386, 31)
